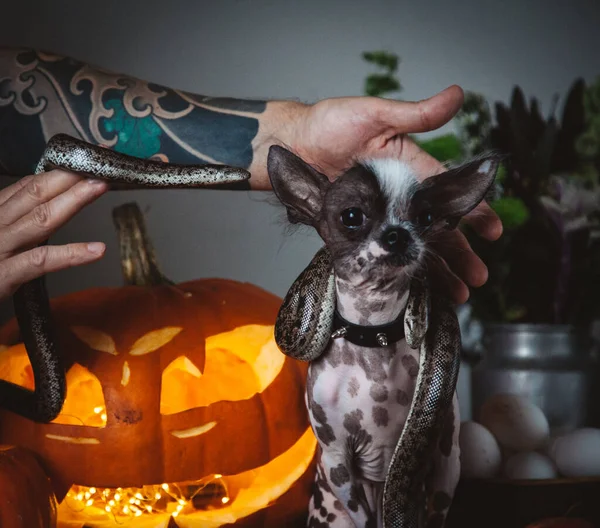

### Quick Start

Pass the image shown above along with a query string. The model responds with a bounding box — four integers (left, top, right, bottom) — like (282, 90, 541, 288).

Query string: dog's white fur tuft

(363, 158, 419, 222)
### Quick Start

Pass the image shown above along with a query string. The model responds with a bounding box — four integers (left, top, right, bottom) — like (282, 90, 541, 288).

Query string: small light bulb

(105, 505, 111, 513)
(135, 493, 143, 500)
(161, 483, 169, 491)
(109, 499, 115, 506)
(172, 511, 179, 518)
(93, 406, 103, 414)
(146, 506, 153, 513)
(101, 413, 107, 422)
(214, 474, 222, 479)
(76, 493, 84, 501)
(222, 496, 230, 504)
(135, 510, 143, 517)
(176, 504, 184, 512)
(154, 492, 161, 500)
(123, 505, 130, 514)
(114, 493, 121, 501)
(86, 499, 94, 507)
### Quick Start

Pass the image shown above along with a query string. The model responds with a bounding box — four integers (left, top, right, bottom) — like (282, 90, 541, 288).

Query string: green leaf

(362, 51, 402, 97)
(490, 197, 530, 229)
(416, 134, 464, 162)
(362, 51, 398, 71)
(496, 162, 507, 184)
(103, 98, 161, 159)
(505, 305, 528, 321)
(365, 75, 401, 97)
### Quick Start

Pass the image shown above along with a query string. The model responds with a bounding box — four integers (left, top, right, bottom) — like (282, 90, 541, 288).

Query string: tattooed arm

(0, 47, 303, 189)
(0, 47, 502, 303)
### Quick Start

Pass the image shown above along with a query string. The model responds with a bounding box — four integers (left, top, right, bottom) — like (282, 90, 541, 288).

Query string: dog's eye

(417, 211, 434, 226)
(340, 208, 365, 229)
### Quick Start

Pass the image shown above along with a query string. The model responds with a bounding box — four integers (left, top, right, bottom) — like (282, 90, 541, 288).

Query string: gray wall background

(1, 0, 599, 418)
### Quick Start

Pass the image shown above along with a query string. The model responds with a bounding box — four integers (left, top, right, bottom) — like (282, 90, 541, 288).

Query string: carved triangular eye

(161, 355, 204, 415)
(70, 326, 117, 355)
(163, 356, 202, 378)
(53, 363, 107, 428)
(128, 327, 183, 356)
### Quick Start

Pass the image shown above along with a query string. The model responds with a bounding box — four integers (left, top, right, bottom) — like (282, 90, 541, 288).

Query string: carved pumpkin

(0, 445, 57, 528)
(0, 203, 316, 527)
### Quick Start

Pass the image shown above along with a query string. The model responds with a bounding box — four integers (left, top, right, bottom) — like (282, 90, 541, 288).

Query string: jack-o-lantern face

(0, 280, 317, 527)
(0, 203, 317, 527)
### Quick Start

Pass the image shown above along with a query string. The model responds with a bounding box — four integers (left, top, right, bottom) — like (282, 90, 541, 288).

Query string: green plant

(361, 51, 467, 162)
(455, 91, 493, 157)
(577, 75, 600, 176)
(462, 80, 600, 326)
(362, 51, 402, 98)
(359, 52, 600, 325)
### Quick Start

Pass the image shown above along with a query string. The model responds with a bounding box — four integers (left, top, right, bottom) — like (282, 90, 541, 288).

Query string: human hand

(0, 170, 108, 302)
(280, 86, 502, 304)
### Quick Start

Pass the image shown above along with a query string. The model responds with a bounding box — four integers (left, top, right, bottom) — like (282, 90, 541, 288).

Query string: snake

(2, 133, 250, 423)
(273, 247, 461, 527)
(2, 133, 460, 526)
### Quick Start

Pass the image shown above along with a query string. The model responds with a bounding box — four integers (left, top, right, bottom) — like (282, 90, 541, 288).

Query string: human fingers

(391, 138, 503, 242)
(424, 249, 470, 305)
(1, 177, 107, 254)
(0, 170, 84, 227)
(371, 85, 465, 135)
(462, 201, 503, 241)
(0, 175, 35, 206)
(0, 242, 105, 301)
(428, 229, 488, 289)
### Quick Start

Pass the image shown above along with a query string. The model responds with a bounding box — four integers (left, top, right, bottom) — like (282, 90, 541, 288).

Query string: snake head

(404, 277, 430, 349)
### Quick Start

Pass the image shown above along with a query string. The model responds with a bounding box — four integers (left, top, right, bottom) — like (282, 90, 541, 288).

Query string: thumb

(373, 85, 465, 134)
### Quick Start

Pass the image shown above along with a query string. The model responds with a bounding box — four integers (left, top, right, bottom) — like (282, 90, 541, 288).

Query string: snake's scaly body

(382, 282, 460, 527)
(274, 248, 461, 527)
(3, 133, 249, 423)
(2, 133, 460, 526)
(273, 247, 336, 362)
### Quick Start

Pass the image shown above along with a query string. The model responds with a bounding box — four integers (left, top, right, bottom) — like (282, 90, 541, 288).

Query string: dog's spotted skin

(266, 146, 500, 527)
(298, 161, 464, 527)
(305, 299, 461, 527)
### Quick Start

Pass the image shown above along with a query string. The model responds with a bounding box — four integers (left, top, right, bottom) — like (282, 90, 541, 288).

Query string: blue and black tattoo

(0, 48, 266, 189)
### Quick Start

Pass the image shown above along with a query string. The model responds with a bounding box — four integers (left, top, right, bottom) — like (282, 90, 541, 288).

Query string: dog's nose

(381, 226, 412, 253)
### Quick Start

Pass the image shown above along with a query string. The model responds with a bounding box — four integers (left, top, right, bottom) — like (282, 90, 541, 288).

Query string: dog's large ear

(410, 154, 502, 229)
(267, 145, 330, 226)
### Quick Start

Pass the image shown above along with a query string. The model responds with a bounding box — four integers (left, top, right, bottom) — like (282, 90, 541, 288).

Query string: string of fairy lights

(64, 475, 231, 522)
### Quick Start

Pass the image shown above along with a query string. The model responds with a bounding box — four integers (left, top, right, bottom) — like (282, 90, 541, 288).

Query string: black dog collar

(331, 309, 405, 348)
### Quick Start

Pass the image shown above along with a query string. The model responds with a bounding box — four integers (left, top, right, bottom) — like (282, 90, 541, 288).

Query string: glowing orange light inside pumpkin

(0, 324, 317, 527)
(0, 343, 107, 427)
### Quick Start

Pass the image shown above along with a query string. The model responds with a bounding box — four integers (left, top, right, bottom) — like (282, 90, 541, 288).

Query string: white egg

(459, 421, 502, 478)
(503, 451, 558, 480)
(550, 428, 600, 477)
(479, 393, 550, 451)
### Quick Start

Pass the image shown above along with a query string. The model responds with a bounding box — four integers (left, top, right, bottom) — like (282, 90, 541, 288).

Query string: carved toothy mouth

(57, 427, 316, 526)
(0, 322, 318, 526)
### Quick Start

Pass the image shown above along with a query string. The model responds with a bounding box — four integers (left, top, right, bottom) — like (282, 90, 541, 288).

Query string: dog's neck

(334, 274, 410, 326)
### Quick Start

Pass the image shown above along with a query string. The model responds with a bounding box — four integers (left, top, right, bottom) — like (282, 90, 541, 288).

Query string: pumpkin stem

(112, 202, 173, 287)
